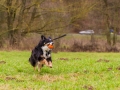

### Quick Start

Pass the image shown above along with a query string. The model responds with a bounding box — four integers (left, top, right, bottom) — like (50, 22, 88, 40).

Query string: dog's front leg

(48, 61, 52, 68)
(47, 57, 52, 68)
(40, 55, 49, 67)
(43, 59, 49, 66)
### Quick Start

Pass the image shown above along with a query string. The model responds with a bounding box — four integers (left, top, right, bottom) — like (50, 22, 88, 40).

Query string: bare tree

(102, 0, 120, 46)
(0, 0, 69, 46)
(0, 0, 99, 48)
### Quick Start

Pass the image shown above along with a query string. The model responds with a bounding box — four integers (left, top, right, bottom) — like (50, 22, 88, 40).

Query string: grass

(0, 51, 120, 90)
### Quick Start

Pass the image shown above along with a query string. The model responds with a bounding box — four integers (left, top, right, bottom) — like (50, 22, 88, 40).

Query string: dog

(29, 35, 54, 72)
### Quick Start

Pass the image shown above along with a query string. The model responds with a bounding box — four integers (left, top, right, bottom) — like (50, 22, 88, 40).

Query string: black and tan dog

(29, 35, 54, 72)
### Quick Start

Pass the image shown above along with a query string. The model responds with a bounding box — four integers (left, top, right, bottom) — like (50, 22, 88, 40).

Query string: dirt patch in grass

(72, 58, 81, 60)
(0, 61, 6, 64)
(6, 76, 16, 80)
(116, 66, 120, 70)
(36, 75, 65, 82)
(57, 58, 81, 61)
(38, 73, 81, 83)
(58, 58, 69, 61)
(69, 72, 81, 77)
(83, 85, 94, 90)
(107, 67, 113, 71)
(96, 59, 110, 63)
(84, 70, 89, 73)
(0, 84, 12, 90)
(5, 76, 24, 82)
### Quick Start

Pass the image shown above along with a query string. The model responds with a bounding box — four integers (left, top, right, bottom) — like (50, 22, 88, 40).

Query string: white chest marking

(41, 46, 51, 59)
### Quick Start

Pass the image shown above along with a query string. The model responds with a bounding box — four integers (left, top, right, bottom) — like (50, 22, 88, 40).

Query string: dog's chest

(41, 45, 51, 59)
(43, 50, 51, 59)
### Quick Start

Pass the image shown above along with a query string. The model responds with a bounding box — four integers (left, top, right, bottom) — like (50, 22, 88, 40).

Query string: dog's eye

(52, 42, 54, 45)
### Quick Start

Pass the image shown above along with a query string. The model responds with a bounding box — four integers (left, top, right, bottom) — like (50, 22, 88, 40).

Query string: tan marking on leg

(34, 67, 36, 71)
(43, 59, 49, 66)
(48, 61, 52, 68)
(37, 62, 43, 72)
(34, 64, 37, 71)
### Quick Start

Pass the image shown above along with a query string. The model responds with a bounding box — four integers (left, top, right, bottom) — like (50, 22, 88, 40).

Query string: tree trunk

(6, 0, 16, 46)
(6, 0, 26, 47)
(103, 0, 111, 45)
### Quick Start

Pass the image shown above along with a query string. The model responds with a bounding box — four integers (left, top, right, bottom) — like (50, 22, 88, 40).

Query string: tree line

(0, 0, 119, 48)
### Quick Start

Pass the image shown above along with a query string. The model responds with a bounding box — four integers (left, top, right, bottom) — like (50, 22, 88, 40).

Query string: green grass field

(0, 51, 120, 90)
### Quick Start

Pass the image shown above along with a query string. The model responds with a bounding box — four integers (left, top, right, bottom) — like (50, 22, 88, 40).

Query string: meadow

(0, 51, 120, 90)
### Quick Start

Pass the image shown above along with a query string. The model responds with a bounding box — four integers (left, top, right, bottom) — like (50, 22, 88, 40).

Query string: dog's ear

(48, 37, 52, 40)
(41, 35, 46, 40)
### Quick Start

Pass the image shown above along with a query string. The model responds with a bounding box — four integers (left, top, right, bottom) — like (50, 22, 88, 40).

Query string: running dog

(29, 35, 54, 72)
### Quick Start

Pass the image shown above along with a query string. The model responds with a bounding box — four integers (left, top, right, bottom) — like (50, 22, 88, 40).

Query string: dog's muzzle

(47, 42, 54, 49)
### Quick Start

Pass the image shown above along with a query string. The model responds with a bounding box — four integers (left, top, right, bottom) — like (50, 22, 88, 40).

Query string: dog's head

(40, 35, 54, 51)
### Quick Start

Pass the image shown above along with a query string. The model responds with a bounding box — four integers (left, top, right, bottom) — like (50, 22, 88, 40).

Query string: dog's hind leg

(34, 67, 36, 71)
(37, 62, 43, 72)
(33, 64, 37, 71)
(46, 57, 52, 68)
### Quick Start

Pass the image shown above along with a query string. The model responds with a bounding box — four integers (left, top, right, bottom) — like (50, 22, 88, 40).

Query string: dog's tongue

(48, 45, 54, 49)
